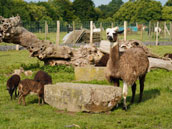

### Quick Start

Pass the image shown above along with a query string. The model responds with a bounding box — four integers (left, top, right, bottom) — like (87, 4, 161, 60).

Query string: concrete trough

(75, 66, 106, 81)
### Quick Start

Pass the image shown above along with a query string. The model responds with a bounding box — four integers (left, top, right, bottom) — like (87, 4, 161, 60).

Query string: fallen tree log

(148, 57, 172, 71)
(0, 16, 72, 61)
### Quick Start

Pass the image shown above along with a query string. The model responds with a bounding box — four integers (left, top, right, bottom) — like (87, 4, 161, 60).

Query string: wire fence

(22, 20, 172, 45)
(0, 21, 172, 51)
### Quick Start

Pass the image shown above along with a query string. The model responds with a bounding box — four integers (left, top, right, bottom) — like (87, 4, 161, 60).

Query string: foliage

(0, 0, 171, 24)
(162, 6, 172, 21)
(37, 2, 60, 22)
(50, 0, 75, 23)
(113, 0, 162, 23)
(165, 0, 172, 6)
(113, 1, 136, 23)
(98, 0, 123, 19)
(73, 0, 98, 22)
(134, 0, 162, 22)
(10, 0, 31, 22)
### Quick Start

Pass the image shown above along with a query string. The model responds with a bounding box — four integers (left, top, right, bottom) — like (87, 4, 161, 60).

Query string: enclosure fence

(21, 20, 172, 46)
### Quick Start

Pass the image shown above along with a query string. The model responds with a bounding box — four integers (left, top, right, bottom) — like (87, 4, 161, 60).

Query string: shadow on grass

(27, 97, 48, 106)
(113, 88, 160, 111)
(21, 62, 41, 70)
(28, 98, 39, 104)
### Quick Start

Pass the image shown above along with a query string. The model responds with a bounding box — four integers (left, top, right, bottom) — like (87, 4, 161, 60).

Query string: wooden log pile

(0, 16, 72, 63)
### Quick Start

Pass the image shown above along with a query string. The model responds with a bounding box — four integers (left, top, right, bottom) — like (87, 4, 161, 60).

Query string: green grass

(34, 32, 67, 44)
(0, 46, 172, 129)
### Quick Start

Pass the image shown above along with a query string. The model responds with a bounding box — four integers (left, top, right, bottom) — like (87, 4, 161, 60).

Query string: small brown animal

(6, 74, 20, 100)
(18, 79, 44, 106)
(34, 70, 52, 85)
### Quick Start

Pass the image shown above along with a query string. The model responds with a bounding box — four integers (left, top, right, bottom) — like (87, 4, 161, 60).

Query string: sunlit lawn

(0, 45, 172, 128)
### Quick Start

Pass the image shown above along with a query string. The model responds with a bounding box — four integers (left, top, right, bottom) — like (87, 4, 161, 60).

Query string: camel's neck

(109, 42, 120, 64)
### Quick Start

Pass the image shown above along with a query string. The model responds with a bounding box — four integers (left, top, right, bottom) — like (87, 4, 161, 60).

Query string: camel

(106, 28, 149, 110)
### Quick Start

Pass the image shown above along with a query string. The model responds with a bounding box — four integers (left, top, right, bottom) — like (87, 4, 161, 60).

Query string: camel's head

(106, 27, 124, 42)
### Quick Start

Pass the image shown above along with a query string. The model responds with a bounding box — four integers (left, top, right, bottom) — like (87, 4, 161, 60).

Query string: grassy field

(0, 46, 172, 129)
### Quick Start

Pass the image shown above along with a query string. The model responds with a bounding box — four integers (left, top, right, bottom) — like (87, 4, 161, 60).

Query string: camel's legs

(131, 83, 136, 103)
(123, 81, 128, 110)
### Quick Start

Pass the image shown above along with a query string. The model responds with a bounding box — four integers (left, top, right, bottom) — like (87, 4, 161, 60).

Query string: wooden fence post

(149, 21, 151, 38)
(111, 22, 114, 28)
(80, 25, 83, 30)
(56, 20, 60, 46)
(170, 22, 172, 41)
(99, 22, 102, 40)
(73, 21, 75, 31)
(90, 21, 93, 44)
(156, 21, 159, 46)
(140, 24, 143, 41)
(16, 45, 19, 51)
(45, 21, 48, 40)
(154, 23, 156, 39)
(100, 22, 103, 31)
(124, 21, 127, 41)
(164, 22, 166, 38)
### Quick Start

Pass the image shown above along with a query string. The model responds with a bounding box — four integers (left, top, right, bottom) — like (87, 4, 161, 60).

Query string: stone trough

(44, 83, 122, 113)
(75, 66, 106, 81)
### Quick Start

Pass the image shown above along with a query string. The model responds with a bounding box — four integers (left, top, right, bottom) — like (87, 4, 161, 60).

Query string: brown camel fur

(105, 28, 149, 110)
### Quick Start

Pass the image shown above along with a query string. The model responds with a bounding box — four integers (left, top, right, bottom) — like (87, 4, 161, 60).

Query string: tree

(134, 0, 162, 22)
(129, 0, 135, 2)
(37, 2, 60, 21)
(165, 0, 172, 6)
(73, 0, 97, 21)
(113, 0, 162, 23)
(27, 3, 51, 22)
(113, 2, 136, 23)
(50, 0, 75, 22)
(0, 0, 13, 17)
(98, 0, 123, 19)
(94, 8, 103, 21)
(11, 0, 31, 22)
(162, 6, 172, 21)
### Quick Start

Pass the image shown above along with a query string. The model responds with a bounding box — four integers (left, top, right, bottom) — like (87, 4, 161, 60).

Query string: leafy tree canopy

(165, 0, 172, 6)
(0, 0, 171, 24)
(73, 0, 98, 21)
(162, 6, 172, 21)
(113, 0, 162, 23)
(50, 0, 75, 22)
(98, 0, 123, 18)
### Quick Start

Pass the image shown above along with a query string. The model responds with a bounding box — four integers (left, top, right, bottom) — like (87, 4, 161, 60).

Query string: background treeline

(0, 0, 172, 24)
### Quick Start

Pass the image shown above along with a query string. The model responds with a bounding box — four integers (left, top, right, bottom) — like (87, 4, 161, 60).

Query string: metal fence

(21, 21, 172, 44)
